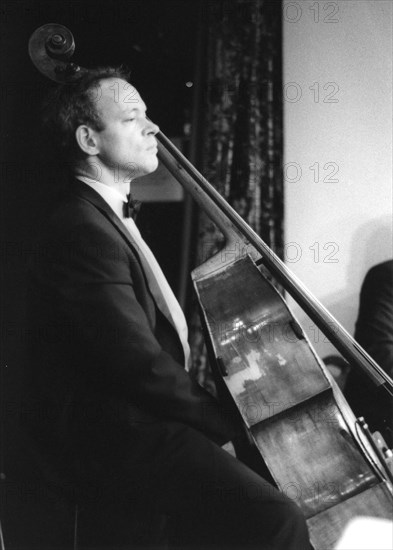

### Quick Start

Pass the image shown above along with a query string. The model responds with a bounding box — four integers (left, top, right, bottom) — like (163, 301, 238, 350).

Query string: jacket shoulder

(364, 260, 393, 290)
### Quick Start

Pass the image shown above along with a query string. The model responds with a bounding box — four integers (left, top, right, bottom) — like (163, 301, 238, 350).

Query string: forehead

(95, 78, 146, 118)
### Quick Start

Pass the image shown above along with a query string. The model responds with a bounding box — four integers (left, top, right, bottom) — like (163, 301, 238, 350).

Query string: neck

(74, 161, 132, 196)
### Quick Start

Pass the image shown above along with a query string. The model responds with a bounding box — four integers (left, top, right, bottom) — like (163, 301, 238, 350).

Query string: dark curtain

(188, 0, 283, 391)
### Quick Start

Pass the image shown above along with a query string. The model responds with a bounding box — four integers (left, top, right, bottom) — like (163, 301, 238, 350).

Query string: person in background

(345, 260, 393, 447)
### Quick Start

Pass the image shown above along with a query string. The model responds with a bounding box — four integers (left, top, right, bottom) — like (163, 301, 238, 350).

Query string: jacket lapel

(69, 178, 142, 256)
(68, 178, 185, 365)
(68, 178, 160, 314)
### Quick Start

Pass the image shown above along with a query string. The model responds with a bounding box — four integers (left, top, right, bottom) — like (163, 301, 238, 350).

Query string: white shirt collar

(76, 175, 127, 220)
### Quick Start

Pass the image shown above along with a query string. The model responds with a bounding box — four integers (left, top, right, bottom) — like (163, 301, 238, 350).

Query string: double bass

(29, 24, 393, 549)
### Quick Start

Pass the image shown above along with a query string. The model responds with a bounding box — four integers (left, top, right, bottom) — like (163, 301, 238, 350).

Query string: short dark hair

(41, 65, 131, 163)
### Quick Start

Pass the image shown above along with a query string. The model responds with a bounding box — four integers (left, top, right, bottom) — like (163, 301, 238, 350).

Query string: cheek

(100, 131, 120, 152)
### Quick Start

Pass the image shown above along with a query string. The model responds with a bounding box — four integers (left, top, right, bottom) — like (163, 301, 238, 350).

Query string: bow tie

(123, 194, 142, 220)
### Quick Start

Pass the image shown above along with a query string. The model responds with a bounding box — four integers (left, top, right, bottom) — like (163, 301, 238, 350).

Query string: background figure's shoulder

(363, 260, 393, 293)
(368, 259, 393, 278)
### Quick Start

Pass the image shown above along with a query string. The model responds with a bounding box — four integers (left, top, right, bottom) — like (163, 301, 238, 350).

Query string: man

(27, 66, 311, 548)
(345, 260, 393, 446)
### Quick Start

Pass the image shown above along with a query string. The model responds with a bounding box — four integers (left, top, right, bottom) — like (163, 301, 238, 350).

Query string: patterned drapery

(188, 0, 283, 392)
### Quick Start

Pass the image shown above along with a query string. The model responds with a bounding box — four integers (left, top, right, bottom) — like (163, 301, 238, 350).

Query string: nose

(144, 117, 160, 136)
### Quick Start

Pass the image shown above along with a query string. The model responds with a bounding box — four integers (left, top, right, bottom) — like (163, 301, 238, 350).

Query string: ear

(75, 125, 100, 156)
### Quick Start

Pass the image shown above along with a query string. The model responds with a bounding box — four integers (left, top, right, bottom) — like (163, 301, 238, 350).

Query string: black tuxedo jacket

(26, 179, 235, 466)
(345, 260, 393, 444)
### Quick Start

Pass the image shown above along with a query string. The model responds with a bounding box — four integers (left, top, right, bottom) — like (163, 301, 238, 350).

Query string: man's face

(91, 78, 159, 180)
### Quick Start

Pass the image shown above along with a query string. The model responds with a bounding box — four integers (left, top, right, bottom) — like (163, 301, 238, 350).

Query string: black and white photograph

(1, 1, 392, 549)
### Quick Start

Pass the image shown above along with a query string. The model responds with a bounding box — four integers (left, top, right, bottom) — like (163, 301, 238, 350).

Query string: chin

(124, 160, 158, 179)
(145, 159, 159, 175)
